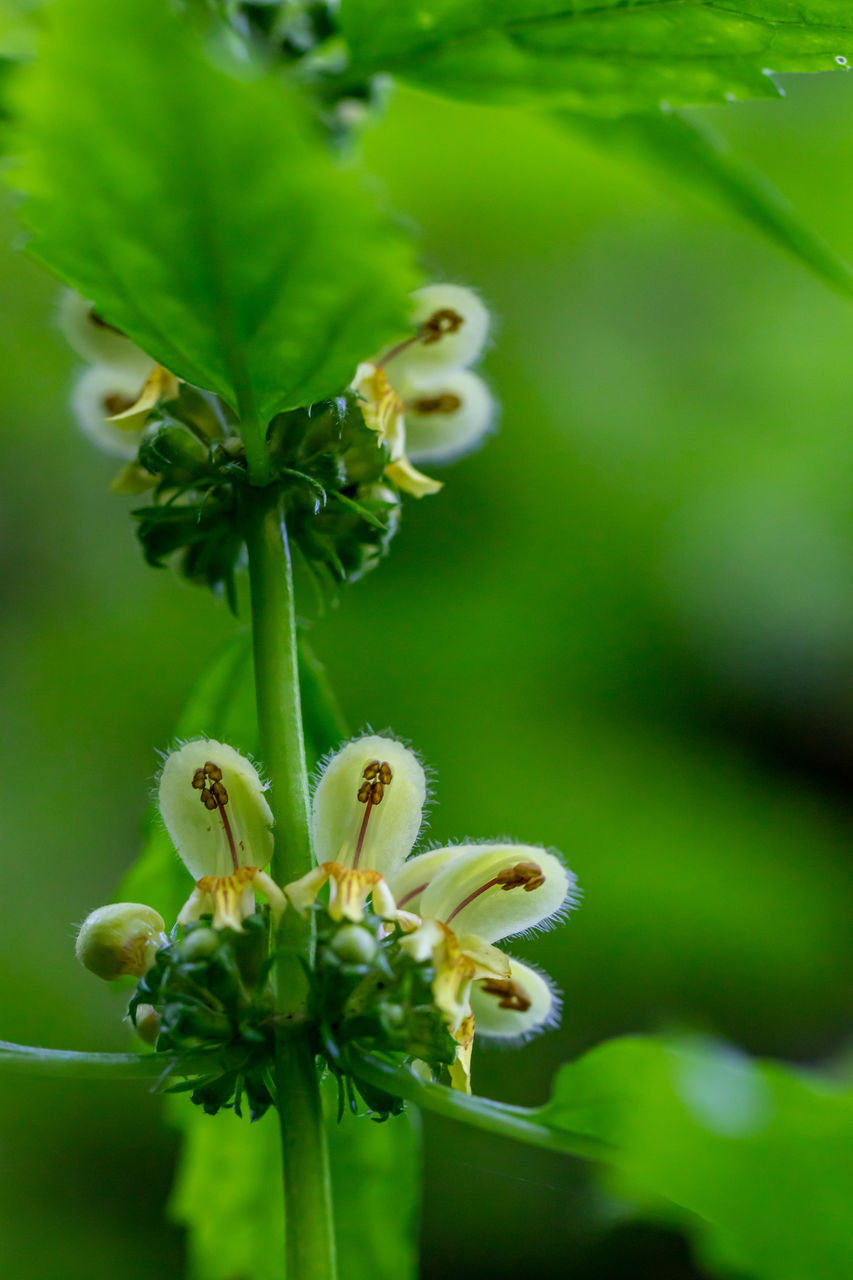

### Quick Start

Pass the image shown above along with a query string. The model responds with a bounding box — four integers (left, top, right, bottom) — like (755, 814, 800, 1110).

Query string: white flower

(353, 283, 494, 498)
(158, 739, 285, 931)
(285, 734, 577, 1091)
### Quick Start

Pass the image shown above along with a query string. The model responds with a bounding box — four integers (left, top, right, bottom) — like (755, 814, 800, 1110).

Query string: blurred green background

(1, 69, 852, 1280)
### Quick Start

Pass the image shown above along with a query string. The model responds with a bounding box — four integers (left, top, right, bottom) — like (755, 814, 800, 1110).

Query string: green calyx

(130, 385, 399, 611)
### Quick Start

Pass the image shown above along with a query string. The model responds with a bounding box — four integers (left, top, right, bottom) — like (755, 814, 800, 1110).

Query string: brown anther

(412, 392, 462, 416)
(201, 789, 218, 811)
(480, 977, 532, 1013)
(379, 762, 393, 785)
(192, 767, 206, 790)
(362, 760, 381, 780)
(205, 762, 223, 782)
(496, 861, 546, 893)
(421, 308, 463, 345)
(357, 781, 372, 804)
(211, 780, 229, 806)
(103, 393, 136, 416)
(370, 780, 384, 805)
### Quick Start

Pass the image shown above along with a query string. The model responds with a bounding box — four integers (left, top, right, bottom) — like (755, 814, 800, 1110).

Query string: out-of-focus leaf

(323, 1081, 421, 1280)
(540, 1036, 853, 1280)
(170, 1084, 421, 1280)
(340, 0, 853, 115)
(560, 108, 853, 299)
(117, 634, 256, 924)
(364, 1035, 852, 1280)
(10, 0, 417, 455)
(169, 1106, 285, 1280)
(299, 636, 348, 766)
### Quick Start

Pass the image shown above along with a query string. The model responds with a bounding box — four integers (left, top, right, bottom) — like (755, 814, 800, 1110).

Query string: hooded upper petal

(311, 735, 426, 878)
(469, 958, 559, 1040)
(417, 843, 574, 944)
(386, 284, 490, 376)
(158, 739, 274, 881)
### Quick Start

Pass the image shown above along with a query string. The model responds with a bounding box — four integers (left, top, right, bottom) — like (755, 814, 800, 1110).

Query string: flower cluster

(353, 284, 494, 497)
(77, 733, 576, 1101)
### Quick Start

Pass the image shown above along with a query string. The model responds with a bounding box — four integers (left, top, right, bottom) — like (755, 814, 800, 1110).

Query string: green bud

(132, 1003, 160, 1046)
(179, 926, 220, 961)
(75, 903, 166, 981)
(330, 924, 378, 965)
(138, 420, 209, 484)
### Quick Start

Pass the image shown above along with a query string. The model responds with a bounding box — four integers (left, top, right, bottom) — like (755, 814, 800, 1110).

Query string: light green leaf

(169, 1106, 286, 1280)
(353, 1035, 853, 1280)
(340, 1, 853, 114)
(170, 1086, 420, 1280)
(541, 1037, 853, 1280)
(10, 0, 417, 465)
(323, 1082, 421, 1280)
(560, 108, 853, 298)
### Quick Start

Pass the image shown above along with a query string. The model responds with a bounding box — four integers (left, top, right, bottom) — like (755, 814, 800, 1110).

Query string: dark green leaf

(560, 108, 853, 298)
(341, 1, 853, 114)
(10, 0, 418, 457)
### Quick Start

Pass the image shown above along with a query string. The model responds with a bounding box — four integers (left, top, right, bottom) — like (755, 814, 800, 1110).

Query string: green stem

(0, 1042, 181, 1079)
(243, 485, 337, 1280)
(350, 1052, 611, 1164)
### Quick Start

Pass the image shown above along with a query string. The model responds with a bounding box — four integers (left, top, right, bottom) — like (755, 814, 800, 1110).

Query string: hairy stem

(243, 486, 337, 1280)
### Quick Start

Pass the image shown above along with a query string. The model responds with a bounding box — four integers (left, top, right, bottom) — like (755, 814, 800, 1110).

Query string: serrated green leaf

(560, 108, 853, 298)
(341, 1, 853, 114)
(10, 0, 417, 463)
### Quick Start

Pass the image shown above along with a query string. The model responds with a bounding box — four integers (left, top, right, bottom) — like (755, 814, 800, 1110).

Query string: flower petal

(469, 959, 559, 1040)
(59, 289, 156, 380)
(385, 456, 443, 498)
(71, 364, 153, 459)
(386, 284, 490, 375)
(401, 370, 494, 465)
(418, 843, 575, 943)
(311, 735, 426, 877)
(385, 846, 464, 913)
(159, 739, 274, 881)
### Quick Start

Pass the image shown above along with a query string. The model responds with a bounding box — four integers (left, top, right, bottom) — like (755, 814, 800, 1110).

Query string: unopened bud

(179, 926, 220, 961)
(330, 924, 378, 965)
(75, 903, 166, 981)
(132, 1003, 160, 1046)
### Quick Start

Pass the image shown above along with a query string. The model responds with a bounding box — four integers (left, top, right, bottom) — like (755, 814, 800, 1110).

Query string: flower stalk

(242, 482, 337, 1280)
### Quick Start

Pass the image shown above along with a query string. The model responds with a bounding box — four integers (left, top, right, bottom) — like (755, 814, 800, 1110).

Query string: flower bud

(389, 284, 490, 376)
(138, 420, 209, 484)
(58, 289, 154, 380)
(71, 364, 151, 459)
(75, 903, 166, 981)
(329, 923, 379, 965)
(178, 926, 221, 961)
(401, 370, 494, 464)
(132, 1003, 160, 1046)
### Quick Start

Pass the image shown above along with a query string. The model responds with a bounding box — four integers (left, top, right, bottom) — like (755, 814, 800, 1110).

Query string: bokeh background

(1, 68, 852, 1280)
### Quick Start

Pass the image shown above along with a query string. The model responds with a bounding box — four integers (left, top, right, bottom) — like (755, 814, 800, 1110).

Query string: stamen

(479, 977, 532, 1013)
(410, 392, 462, 416)
(191, 759, 239, 872)
(445, 860, 545, 924)
(353, 759, 393, 868)
(103, 393, 136, 416)
(421, 308, 463, 345)
(396, 881, 429, 910)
